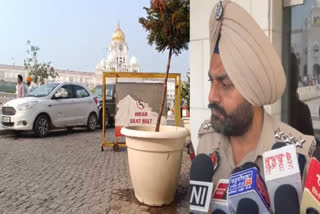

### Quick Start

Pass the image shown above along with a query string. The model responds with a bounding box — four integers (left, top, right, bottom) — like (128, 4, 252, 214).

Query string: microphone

(263, 143, 302, 213)
(300, 156, 320, 214)
(210, 179, 230, 214)
(212, 209, 226, 214)
(231, 162, 260, 174)
(235, 198, 259, 214)
(241, 162, 260, 173)
(307, 208, 320, 214)
(313, 147, 320, 158)
(271, 142, 306, 176)
(227, 162, 270, 213)
(274, 184, 300, 214)
(189, 153, 215, 213)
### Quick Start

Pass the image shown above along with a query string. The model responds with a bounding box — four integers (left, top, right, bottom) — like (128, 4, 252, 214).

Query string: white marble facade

(95, 23, 141, 84)
(0, 64, 95, 89)
(291, 0, 320, 86)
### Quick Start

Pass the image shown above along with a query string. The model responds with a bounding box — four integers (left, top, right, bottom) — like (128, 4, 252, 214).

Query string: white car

(1, 82, 99, 137)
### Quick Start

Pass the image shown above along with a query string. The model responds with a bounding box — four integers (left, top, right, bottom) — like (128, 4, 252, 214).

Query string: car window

(55, 85, 73, 99)
(94, 85, 113, 97)
(29, 83, 59, 97)
(74, 85, 89, 98)
(106, 85, 113, 97)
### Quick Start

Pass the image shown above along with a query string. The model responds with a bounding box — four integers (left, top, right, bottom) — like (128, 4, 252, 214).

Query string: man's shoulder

(197, 120, 223, 155)
(271, 117, 317, 159)
(198, 120, 215, 136)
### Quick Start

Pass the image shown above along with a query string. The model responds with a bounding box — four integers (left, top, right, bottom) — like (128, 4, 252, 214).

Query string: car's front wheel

(33, 114, 50, 137)
(87, 113, 97, 131)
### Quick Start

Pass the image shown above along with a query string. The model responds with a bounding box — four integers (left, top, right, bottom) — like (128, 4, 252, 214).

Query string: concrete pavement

(0, 128, 190, 214)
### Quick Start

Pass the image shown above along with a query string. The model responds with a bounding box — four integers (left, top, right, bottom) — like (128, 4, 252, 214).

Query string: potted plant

(121, 0, 190, 206)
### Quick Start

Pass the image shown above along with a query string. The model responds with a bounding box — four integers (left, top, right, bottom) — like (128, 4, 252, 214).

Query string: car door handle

(48, 105, 52, 107)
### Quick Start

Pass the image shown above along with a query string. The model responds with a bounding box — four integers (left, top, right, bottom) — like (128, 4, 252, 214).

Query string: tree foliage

(139, 0, 189, 131)
(139, 0, 189, 55)
(24, 40, 59, 85)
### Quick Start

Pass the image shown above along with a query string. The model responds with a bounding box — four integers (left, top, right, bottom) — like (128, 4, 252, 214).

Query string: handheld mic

(212, 209, 226, 214)
(227, 162, 270, 214)
(274, 184, 300, 214)
(300, 157, 320, 214)
(210, 179, 230, 214)
(189, 154, 215, 213)
(241, 162, 260, 173)
(307, 208, 320, 214)
(235, 198, 259, 214)
(263, 144, 302, 212)
(231, 162, 260, 174)
(271, 142, 306, 176)
(313, 147, 320, 158)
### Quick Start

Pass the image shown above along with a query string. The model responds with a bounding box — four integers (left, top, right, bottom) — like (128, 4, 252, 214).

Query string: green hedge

(0, 81, 16, 93)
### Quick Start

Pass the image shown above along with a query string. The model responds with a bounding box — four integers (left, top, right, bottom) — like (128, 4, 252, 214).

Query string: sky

(0, 0, 189, 79)
(291, 0, 315, 30)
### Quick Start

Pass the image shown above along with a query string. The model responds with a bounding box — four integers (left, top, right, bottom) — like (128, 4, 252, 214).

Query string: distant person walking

(16, 74, 25, 98)
(26, 76, 36, 95)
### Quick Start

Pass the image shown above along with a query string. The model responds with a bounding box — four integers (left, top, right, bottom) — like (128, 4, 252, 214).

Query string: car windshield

(94, 85, 113, 97)
(28, 83, 59, 97)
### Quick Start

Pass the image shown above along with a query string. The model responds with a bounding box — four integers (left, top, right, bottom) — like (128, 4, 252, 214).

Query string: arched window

(313, 64, 320, 84)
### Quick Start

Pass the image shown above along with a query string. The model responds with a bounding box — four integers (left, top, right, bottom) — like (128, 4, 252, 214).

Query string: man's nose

(209, 83, 221, 104)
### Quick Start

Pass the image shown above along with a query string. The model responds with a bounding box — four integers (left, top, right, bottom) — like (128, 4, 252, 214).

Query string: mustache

(208, 103, 226, 116)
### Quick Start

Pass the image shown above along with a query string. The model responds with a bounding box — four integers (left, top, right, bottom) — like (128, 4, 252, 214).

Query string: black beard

(208, 100, 254, 136)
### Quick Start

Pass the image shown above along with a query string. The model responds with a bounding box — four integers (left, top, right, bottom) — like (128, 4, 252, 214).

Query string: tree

(139, 0, 189, 131)
(24, 40, 59, 85)
(181, 72, 190, 111)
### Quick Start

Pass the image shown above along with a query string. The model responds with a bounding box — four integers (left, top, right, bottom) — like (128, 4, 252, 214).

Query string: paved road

(0, 128, 190, 214)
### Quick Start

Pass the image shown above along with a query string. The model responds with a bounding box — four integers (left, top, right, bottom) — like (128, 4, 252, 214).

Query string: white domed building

(95, 23, 140, 83)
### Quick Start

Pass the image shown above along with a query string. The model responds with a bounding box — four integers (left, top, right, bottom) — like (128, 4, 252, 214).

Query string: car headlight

(17, 101, 38, 111)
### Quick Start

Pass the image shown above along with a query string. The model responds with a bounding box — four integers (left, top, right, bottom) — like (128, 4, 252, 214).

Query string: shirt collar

(254, 110, 275, 157)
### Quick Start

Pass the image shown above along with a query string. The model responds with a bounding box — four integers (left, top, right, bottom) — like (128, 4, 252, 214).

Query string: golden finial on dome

(112, 21, 125, 41)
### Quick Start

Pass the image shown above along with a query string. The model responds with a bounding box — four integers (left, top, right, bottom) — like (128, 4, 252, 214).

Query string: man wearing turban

(197, 0, 317, 185)
(25, 76, 37, 95)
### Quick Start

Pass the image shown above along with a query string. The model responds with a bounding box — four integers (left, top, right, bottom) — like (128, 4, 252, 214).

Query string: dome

(130, 56, 137, 65)
(107, 54, 115, 63)
(112, 23, 125, 41)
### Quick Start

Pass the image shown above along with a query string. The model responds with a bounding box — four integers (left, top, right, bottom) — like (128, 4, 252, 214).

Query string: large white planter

(121, 125, 190, 206)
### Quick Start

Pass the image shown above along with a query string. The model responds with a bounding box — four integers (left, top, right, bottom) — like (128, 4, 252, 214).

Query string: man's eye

(208, 78, 213, 83)
(222, 82, 232, 89)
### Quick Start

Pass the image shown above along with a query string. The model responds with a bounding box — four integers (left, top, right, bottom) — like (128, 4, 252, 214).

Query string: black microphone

(235, 198, 259, 214)
(274, 184, 300, 214)
(231, 166, 241, 174)
(307, 208, 320, 214)
(313, 147, 320, 160)
(240, 162, 260, 173)
(212, 209, 226, 214)
(190, 153, 214, 182)
(231, 162, 260, 174)
(189, 153, 216, 213)
(271, 142, 286, 149)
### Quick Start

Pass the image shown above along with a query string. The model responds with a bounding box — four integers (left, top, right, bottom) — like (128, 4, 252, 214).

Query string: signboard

(283, 0, 304, 7)
(115, 82, 167, 137)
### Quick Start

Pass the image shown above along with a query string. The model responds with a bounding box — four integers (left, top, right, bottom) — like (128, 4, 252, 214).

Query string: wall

(190, 0, 284, 152)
